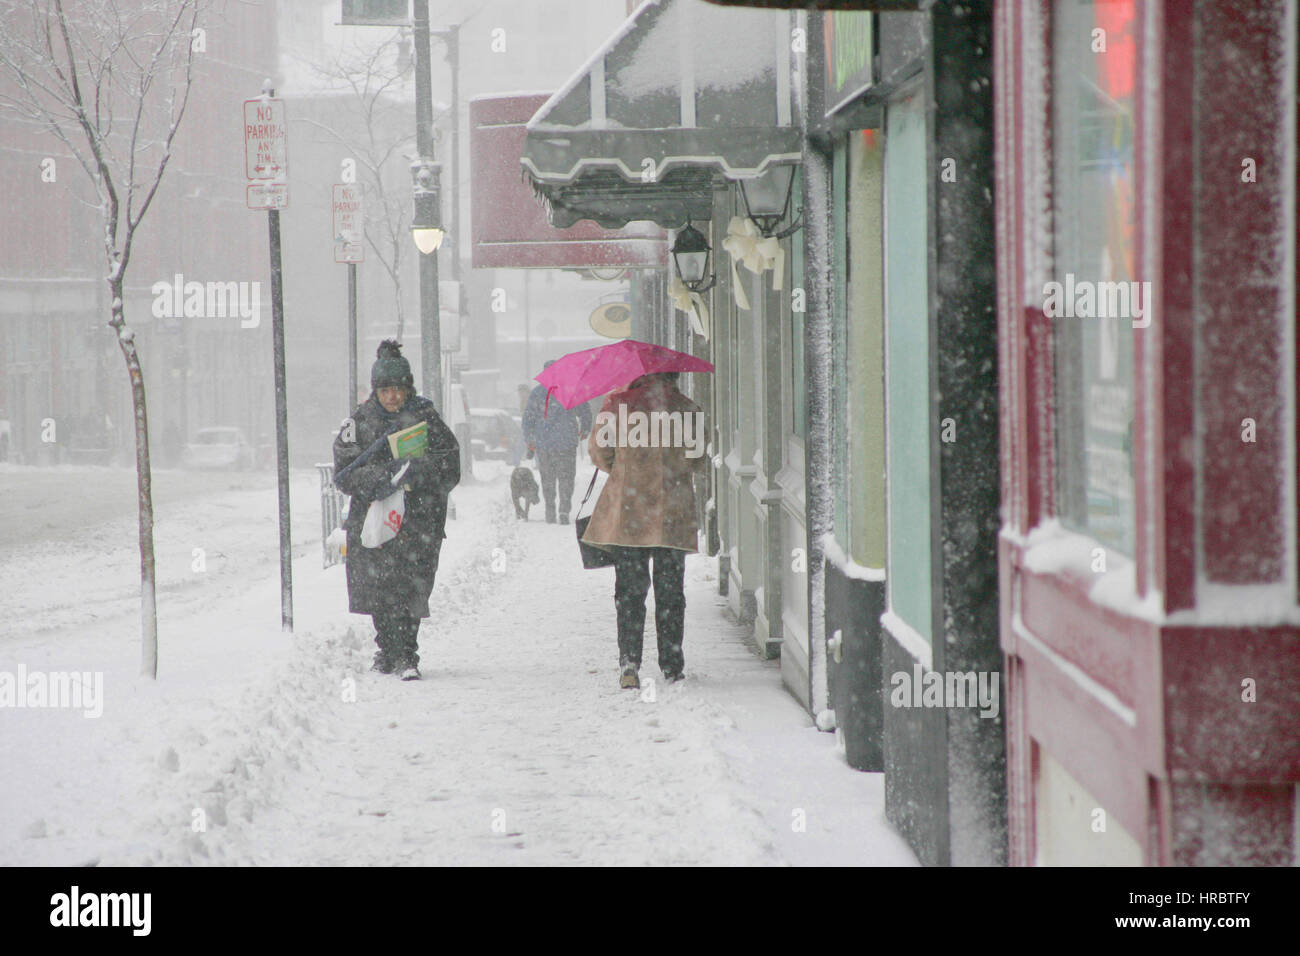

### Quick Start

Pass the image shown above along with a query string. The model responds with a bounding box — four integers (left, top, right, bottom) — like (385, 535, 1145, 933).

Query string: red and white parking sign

(244, 97, 288, 209)
(332, 184, 364, 263)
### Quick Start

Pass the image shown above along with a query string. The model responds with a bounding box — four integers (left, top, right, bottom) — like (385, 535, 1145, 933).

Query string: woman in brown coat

(581, 371, 709, 688)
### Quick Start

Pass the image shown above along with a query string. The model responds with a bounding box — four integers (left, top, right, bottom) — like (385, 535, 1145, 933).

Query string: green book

(387, 420, 428, 459)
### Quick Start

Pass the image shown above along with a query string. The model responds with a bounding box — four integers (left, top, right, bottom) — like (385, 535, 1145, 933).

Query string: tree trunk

(109, 277, 159, 678)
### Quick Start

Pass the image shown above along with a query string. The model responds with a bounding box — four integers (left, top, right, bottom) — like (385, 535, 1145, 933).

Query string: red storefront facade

(470, 93, 666, 271)
(996, 0, 1298, 865)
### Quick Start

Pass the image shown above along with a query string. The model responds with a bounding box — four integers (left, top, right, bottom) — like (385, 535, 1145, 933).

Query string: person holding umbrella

(537, 341, 712, 690)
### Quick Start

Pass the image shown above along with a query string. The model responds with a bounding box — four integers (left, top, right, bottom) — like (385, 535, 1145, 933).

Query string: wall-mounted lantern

(738, 163, 802, 239)
(671, 222, 716, 293)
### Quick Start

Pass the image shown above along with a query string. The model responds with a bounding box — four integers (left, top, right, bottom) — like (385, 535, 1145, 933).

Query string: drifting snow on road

(0, 463, 916, 866)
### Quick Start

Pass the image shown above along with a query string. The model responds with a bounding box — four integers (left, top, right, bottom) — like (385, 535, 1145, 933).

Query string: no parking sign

(244, 97, 288, 209)
(333, 184, 364, 263)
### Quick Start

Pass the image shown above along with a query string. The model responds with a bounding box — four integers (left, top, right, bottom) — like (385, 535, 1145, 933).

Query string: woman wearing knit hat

(332, 341, 461, 680)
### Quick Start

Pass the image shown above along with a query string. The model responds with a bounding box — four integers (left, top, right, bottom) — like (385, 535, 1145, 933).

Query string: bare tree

(0, 0, 203, 678)
(298, 34, 416, 338)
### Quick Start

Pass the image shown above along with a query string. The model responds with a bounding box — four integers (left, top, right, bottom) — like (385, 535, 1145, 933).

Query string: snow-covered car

(469, 408, 521, 462)
(181, 426, 254, 470)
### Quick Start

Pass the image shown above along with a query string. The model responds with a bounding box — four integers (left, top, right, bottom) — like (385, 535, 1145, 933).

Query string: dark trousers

(371, 612, 421, 667)
(611, 546, 686, 674)
(538, 445, 577, 518)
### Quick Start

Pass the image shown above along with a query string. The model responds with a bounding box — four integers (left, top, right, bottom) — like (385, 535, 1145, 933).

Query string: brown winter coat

(580, 378, 708, 552)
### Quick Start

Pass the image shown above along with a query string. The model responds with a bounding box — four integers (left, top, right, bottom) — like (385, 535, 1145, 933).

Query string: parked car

(469, 407, 522, 462)
(181, 426, 254, 470)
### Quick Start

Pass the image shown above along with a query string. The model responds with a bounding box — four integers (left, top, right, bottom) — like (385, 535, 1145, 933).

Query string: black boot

(394, 617, 421, 680)
(372, 614, 399, 674)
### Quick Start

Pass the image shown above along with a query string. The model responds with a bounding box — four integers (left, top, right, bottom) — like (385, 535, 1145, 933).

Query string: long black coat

(333, 393, 461, 617)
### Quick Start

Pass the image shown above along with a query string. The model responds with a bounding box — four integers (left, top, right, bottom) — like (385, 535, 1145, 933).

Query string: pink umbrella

(534, 339, 714, 412)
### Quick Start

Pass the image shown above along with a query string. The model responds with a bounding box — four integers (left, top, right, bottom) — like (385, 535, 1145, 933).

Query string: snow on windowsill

(879, 610, 933, 672)
(1167, 583, 1300, 629)
(821, 534, 884, 582)
(1018, 519, 1162, 624)
(1013, 522, 1300, 627)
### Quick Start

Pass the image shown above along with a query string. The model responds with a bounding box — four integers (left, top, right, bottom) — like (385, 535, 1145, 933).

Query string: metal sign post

(246, 86, 293, 632)
(348, 264, 358, 407)
(333, 183, 364, 409)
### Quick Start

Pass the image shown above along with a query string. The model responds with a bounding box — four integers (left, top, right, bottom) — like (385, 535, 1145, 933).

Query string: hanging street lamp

(738, 163, 802, 239)
(670, 222, 717, 293)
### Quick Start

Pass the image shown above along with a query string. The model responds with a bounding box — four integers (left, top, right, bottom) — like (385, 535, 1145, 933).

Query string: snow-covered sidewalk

(0, 464, 917, 866)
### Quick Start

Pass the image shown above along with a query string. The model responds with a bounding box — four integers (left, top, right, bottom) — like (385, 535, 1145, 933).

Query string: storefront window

(1051, 0, 1138, 555)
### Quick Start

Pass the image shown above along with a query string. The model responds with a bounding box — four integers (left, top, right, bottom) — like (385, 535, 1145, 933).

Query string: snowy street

(0, 463, 917, 867)
(3, 0, 1295, 881)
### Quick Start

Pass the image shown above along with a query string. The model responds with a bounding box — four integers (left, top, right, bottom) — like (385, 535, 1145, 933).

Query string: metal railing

(316, 463, 348, 568)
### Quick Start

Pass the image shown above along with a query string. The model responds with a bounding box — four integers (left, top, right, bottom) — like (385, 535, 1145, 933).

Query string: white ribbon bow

(668, 274, 710, 340)
(720, 215, 784, 311)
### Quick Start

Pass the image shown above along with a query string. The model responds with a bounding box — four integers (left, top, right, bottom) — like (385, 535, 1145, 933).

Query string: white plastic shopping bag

(360, 485, 405, 548)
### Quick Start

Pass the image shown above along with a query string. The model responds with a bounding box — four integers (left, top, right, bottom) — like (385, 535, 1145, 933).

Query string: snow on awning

(521, 0, 802, 230)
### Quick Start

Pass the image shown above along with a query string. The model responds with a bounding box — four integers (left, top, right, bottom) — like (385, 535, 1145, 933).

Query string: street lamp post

(430, 24, 460, 286)
(429, 23, 461, 454)
(412, 0, 441, 409)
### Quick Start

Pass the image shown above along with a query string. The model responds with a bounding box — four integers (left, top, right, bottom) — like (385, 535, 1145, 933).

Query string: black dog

(510, 466, 541, 520)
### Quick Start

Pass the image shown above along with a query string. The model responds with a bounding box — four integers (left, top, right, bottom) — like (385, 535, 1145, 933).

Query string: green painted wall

(884, 89, 932, 642)
(846, 130, 885, 569)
